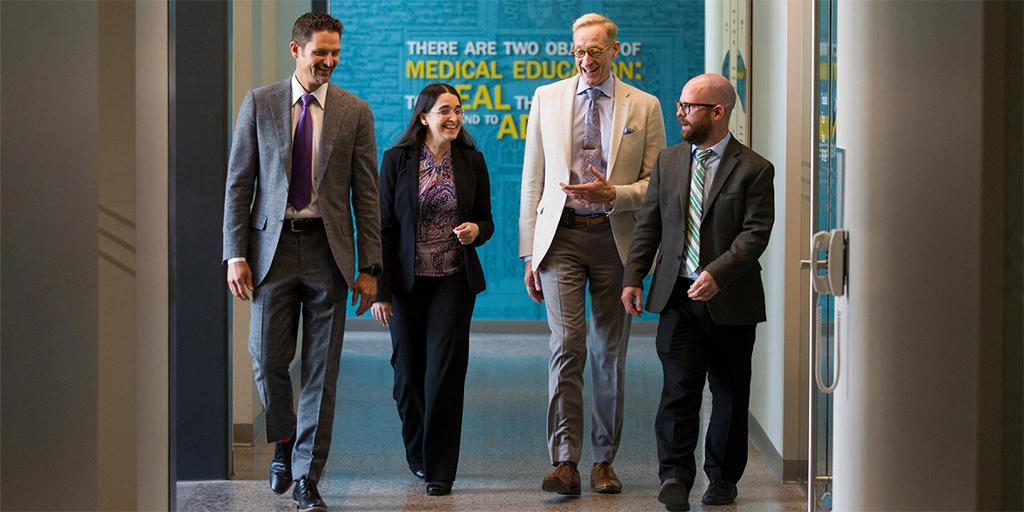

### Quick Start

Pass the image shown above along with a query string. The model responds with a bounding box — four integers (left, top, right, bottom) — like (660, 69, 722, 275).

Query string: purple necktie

(576, 87, 605, 213)
(582, 87, 604, 173)
(289, 93, 315, 211)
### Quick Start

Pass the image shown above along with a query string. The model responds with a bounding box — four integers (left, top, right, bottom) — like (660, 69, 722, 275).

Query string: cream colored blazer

(519, 76, 666, 267)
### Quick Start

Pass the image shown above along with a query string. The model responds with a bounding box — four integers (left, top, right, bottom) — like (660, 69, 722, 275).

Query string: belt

(284, 217, 324, 232)
(559, 207, 610, 228)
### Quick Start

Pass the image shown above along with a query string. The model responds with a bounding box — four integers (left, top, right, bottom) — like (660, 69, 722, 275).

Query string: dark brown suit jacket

(376, 143, 494, 302)
(623, 136, 774, 325)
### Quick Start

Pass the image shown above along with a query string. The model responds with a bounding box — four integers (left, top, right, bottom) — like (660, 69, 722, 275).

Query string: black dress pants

(655, 277, 755, 491)
(389, 272, 475, 484)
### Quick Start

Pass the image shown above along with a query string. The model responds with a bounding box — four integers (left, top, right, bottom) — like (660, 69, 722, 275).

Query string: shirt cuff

(227, 257, 246, 264)
(522, 255, 533, 263)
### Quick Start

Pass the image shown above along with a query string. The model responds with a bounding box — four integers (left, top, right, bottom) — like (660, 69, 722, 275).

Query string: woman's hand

(371, 301, 393, 327)
(453, 222, 479, 245)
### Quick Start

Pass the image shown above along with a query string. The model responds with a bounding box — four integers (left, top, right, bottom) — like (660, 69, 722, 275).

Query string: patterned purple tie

(289, 93, 315, 210)
(576, 87, 606, 213)
(582, 87, 605, 174)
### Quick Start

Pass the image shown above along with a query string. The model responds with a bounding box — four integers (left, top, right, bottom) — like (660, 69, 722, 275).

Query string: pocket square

(623, 127, 637, 135)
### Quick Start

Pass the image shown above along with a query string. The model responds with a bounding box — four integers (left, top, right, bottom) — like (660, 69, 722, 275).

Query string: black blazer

(623, 136, 775, 325)
(376, 143, 494, 302)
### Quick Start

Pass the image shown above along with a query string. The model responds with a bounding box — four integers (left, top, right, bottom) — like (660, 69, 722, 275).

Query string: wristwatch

(359, 264, 382, 277)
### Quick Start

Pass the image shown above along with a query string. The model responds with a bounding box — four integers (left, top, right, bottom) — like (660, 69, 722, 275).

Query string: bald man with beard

(621, 74, 774, 511)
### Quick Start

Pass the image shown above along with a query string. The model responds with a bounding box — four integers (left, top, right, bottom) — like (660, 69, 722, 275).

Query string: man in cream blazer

(518, 12, 666, 496)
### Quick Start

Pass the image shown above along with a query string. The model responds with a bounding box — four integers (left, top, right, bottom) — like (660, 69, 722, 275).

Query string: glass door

(808, 0, 840, 510)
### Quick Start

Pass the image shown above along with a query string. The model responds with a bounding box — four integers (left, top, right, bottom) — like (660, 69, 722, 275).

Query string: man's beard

(681, 120, 710, 145)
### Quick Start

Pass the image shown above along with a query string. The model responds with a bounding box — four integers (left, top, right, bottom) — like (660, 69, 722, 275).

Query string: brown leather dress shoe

(591, 462, 623, 494)
(542, 462, 581, 495)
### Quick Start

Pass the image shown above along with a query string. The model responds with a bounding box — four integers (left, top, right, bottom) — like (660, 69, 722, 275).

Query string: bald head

(677, 73, 736, 146)
(683, 73, 736, 116)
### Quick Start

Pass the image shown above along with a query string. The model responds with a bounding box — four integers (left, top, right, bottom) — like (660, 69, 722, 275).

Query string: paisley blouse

(414, 145, 463, 276)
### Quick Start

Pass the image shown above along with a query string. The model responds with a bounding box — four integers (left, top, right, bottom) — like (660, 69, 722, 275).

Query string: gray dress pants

(249, 225, 348, 482)
(538, 221, 632, 465)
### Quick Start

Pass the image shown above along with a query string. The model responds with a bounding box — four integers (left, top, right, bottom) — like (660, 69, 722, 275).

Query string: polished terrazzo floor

(178, 331, 805, 511)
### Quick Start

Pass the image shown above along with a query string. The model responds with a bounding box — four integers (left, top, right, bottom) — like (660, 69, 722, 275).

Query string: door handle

(803, 229, 848, 394)
(801, 229, 847, 296)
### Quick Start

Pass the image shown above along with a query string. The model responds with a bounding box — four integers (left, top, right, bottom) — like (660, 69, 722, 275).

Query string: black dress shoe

(701, 480, 737, 505)
(292, 477, 327, 512)
(658, 478, 690, 510)
(425, 481, 452, 496)
(269, 438, 294, 494)
(410, 465, 426, 479)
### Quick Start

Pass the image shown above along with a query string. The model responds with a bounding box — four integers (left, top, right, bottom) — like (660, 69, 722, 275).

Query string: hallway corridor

(178, 332, 804, 511)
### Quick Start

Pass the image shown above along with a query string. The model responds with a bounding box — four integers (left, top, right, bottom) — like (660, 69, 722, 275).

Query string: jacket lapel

(703, 137, 742, 215)
(560, 77, 578, 173)
(270, 81, 293, 180)
(606, 83, 630, 182)
(452, 146, 473, 221)
(677, 143, 693, 218)
(316, 86, 345, 191)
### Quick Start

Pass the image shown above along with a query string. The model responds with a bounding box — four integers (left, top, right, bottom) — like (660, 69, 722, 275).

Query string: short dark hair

(291, 12, 342, 46)
(394, 83, 476, 149)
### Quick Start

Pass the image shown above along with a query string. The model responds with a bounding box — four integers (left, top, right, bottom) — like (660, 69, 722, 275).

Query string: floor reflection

(178, 331, 805, 511)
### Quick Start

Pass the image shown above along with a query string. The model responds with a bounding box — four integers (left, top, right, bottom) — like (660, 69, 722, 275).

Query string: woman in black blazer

(371, 83, 493, 496)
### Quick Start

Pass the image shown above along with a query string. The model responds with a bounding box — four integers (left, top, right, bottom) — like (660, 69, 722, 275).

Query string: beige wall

(98, 1, 138, 508)
(833, 1, 1021, 508)
(2, 2, 101, 509)
(0, 1, 170, 509)
(136, 0, 170, 508)
(747, 0, 811, 478)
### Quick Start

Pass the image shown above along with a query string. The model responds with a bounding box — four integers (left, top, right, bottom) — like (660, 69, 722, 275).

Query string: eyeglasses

(676, 101, 718, 115)
(570, 43, 614, 59)
(427, 106, 464, 116)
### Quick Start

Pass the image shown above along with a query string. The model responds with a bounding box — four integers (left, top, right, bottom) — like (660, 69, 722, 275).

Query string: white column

(136, 0, 170, 508)
(833, 1, 994, 509)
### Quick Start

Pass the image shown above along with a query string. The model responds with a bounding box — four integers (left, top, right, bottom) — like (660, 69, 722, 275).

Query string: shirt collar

(694, 132, 732, 158)
(576, 74, 616, 99)
(291, 75, 328, 108)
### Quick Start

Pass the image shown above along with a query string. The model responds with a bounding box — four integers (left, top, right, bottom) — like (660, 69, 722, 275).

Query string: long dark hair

(394, 83, 476, 149)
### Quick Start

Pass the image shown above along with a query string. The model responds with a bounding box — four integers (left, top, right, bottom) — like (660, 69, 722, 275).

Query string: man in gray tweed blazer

(222, 12, 381, 512)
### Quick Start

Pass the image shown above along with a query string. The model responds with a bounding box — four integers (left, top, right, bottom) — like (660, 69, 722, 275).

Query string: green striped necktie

(684, 148, 716, 276)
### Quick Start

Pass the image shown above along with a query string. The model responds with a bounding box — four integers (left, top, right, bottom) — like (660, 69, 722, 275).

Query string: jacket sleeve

(350, 102, 383, 277)
(471, 150, 494, 247)
(376, 149, 399, 302)
(518, 88, 545, 259)
(622, 149, 666, 287)
(222, 90, 258, 263)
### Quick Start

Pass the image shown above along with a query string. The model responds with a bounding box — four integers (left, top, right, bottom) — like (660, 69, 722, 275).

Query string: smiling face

(419, 92, 463, 145)
(291, 30, 341, 91)
(572, 23, 619, 86)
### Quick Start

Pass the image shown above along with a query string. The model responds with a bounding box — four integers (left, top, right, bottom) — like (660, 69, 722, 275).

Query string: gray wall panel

(1, 1, 100, 509)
